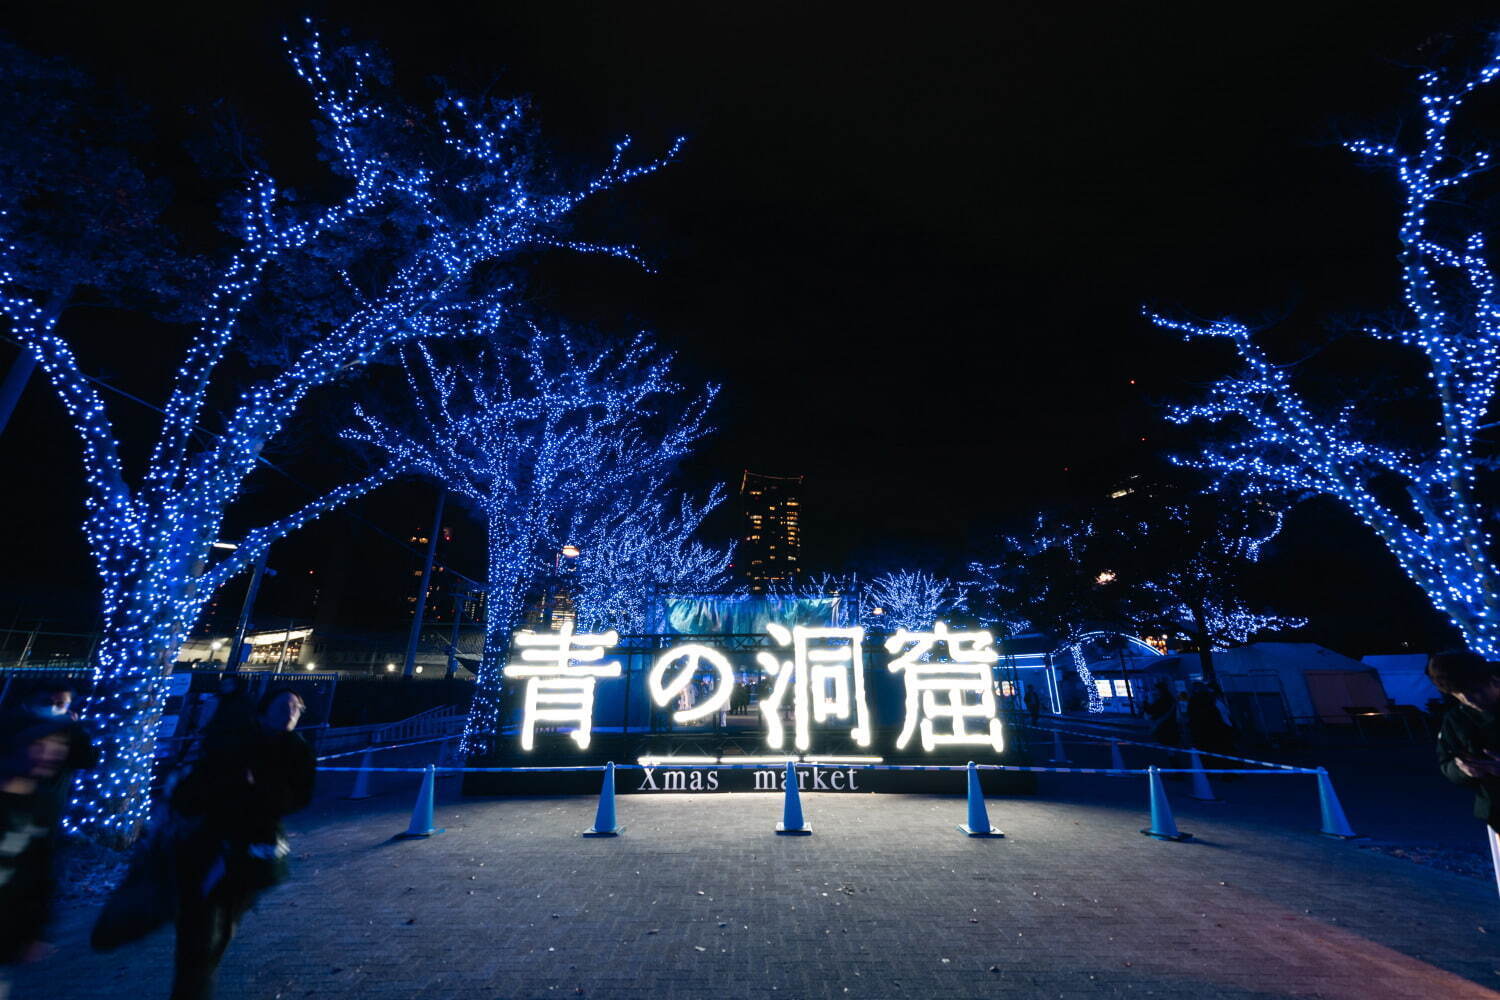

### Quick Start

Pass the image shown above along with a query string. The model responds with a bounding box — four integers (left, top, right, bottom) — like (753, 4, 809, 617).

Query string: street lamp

(1095, 569, 1117, 585)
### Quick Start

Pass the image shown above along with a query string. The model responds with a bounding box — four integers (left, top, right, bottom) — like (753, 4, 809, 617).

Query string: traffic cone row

(377, 754, 1358, 845)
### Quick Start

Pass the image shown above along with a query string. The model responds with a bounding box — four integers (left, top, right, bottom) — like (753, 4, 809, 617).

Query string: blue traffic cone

(775, 759, 811, 835)
(1315, 767, 1357, 838)
(343, 746, 374, 800)
(583, 762, 622, 837)
(396, 764, 444, 839)
(1049, 729, 1070, 764)
(958, 761, 1004, 837)
(1109, 740, 1126, 772)
(1187, 750, 1219, 802)
(1141, 765, 1191, 841)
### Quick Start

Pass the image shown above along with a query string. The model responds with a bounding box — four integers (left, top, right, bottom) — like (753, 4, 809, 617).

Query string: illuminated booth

(463, 596, 1036, 796)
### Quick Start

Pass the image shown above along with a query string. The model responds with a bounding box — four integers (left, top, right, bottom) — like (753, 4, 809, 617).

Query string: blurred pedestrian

(167, 688, 315, 1000)
(1187, 681, 1236, 770)
(0, 717, 74, 994)
(1024, 686, 1041, 726)
(1428, 651, 1500, 834)
(1145, 681, 1179, 746)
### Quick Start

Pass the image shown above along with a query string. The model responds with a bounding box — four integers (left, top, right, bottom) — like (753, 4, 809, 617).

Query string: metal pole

(445, 592, 464, 679)
(227, 550, 269, 673)
(14, 622, 39, 668)
(403, 490, 446, 678)
(276, 620, 294, 674)
(0, 351, 37, 438)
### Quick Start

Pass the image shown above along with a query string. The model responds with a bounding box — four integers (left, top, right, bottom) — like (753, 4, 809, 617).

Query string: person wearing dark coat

(0, 717, 74, 974)
(1145, 681, 1180, 746)
(1428, 651, 1500, 833)
(1024, 686, 1041, 726)
(1186, 682, 1235, 758)
(0, 683, 99, 826)
(167, 688, 315, 1000)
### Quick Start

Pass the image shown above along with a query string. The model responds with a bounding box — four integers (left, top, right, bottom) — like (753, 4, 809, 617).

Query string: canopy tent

(1362, 653, 1442, 710)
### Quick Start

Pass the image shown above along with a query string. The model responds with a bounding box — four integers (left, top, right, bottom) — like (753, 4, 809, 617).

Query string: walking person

(167, 688, 315, 1000)
(1187, 682, 1234, 758)
(0, 717, 75, 999)
(1024, 686, 1041, 726)
(1428, 651, 1500, 834)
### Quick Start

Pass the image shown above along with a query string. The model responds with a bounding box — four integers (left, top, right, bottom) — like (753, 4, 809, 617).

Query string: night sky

(2, 2, 1493, 651)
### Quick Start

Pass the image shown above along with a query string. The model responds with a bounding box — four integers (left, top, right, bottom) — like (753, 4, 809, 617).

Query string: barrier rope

(316, 733, 456, 762)
(1017, 721, 1308, 771)
(316, 762, 1318, 776)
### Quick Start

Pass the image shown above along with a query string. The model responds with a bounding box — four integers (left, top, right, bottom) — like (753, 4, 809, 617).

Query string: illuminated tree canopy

(0, 24, 678, 842)
(346, 333, 715, 755)
(1149, 50, 1500, 657)
(568, 483, 734, 635)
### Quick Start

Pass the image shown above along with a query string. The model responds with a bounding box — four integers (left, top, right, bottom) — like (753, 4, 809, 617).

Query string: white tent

(1208, 642, 1388, 724)
(1362, 653, 1441, 710)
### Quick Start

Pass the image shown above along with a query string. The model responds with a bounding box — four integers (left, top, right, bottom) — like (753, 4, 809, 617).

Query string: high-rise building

(739, 471, 803, 592)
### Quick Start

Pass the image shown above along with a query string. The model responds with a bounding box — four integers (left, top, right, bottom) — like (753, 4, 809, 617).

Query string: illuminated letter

(754, 624, 871, 751)
(501, 623, 621, 750)
(885, 622, 1004, 753)
(648, 644, 735, 723)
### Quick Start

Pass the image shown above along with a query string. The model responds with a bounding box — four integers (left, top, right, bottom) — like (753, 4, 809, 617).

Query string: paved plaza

(15, 753, 1500, 1000)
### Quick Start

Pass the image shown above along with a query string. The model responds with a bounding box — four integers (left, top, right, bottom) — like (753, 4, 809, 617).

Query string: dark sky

(1, 1, 1492, 651)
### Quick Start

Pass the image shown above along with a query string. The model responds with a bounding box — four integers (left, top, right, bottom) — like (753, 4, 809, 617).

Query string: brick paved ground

(14, 757, 1500, 1000)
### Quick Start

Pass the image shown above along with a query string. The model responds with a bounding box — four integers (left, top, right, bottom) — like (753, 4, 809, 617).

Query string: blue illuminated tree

(1125, 503, 1306, 663)
(863, 570, 968, 630)
(568, 484, 733, 635)
(345, 334, 715, 754)
(0, 25, 679, 842)
(1149, 49, 1500, 657)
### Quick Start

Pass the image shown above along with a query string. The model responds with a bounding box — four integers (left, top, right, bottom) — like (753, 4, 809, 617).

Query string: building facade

(739, 471, 803, 593)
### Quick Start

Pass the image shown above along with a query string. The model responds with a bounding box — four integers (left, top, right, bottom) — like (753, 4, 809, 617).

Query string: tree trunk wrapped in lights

(0, 23, 679, 844)
(1149, 50, 1500, 658)
(345, 335, 716, 756)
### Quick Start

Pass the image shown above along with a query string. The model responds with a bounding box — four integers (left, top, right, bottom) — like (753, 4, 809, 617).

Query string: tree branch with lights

(1149, 49, 1500, 657)
(568, 484, 734, 635)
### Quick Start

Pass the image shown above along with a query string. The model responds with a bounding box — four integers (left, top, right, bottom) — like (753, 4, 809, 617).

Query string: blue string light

(1148, 49, 1500, 658)
(863, 570, 969, 630)
(345, 333, 717, 756)
(0, 22, 681, 843)
(569, 485, 734, 635)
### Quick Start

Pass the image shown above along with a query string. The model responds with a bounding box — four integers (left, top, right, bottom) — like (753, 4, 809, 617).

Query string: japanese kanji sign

(503, 621, 1005, 755)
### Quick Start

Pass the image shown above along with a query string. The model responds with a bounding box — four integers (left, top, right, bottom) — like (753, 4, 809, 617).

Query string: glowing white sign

(502, 624, 621, 750)
(648, 644, 734, 723)
(754, 625, 871, 751)
(502, 621, 1005, 755)
(885, 622, 1004, 753)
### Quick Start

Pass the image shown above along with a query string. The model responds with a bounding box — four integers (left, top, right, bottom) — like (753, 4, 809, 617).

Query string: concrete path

(14, 768, 1500, 999)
